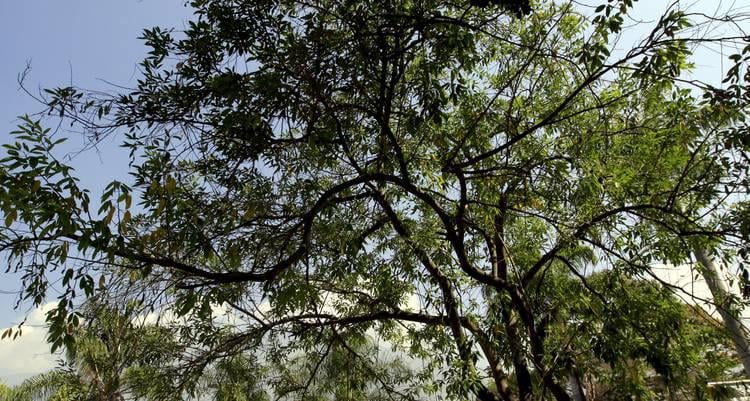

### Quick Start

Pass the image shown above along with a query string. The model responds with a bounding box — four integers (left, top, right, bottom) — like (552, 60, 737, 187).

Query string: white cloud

(0, 303, 60, 386)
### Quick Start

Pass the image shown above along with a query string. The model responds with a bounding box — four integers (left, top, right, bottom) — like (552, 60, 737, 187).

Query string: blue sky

(0, 1, 193, 381)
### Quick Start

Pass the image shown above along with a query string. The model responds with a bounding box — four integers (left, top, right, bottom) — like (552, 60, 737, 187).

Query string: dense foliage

(2, 0, 750, 399)
(0, 303, 181, 401)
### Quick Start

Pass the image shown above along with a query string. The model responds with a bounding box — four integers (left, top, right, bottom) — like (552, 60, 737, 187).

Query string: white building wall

(650, 264, 750, 328)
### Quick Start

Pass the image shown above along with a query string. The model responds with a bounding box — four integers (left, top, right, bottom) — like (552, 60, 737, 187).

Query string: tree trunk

(694, 247, 750, 375)
(566, 371, 586, 401)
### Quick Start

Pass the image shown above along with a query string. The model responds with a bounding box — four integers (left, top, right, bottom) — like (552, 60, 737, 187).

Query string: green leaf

(4, 209, 16, 227)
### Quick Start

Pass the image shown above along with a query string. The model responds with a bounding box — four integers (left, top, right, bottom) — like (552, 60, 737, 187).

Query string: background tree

(0, 382, 18, 401)
(7, 369, 85, 401)
(2, 0, 750, 400)
(269, 332, 418, 401)
(540, 269, 738, 401)
(0, 300, 182, 401)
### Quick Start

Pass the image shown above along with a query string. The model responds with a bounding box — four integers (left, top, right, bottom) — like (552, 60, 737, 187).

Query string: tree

(269, 333, 418, 401)
(2, 0, 750, 400)
(7, 369, 86, 401)
(0, 383, 16, 401)
(542, 269, 738, 400)
(693, 248, 750, 375)
(6, 294, 413, 401)
(0, 301, 182, 401)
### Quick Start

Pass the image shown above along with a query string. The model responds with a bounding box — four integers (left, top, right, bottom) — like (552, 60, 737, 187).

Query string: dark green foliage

(469, 0, 531, 17)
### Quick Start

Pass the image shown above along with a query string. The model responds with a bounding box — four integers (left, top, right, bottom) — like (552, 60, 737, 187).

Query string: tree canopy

(0, 301, 183, 401)
(3, 0, 750, 400)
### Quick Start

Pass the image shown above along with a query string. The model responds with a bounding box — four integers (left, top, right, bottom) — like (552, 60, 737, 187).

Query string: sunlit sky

(0, 0, 745, 386)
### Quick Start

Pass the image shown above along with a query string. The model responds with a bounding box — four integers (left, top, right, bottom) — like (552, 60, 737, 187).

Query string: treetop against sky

(0, 0, 191, 385)
(2, 1, 750, 400)
(0, 1, 192, 323)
